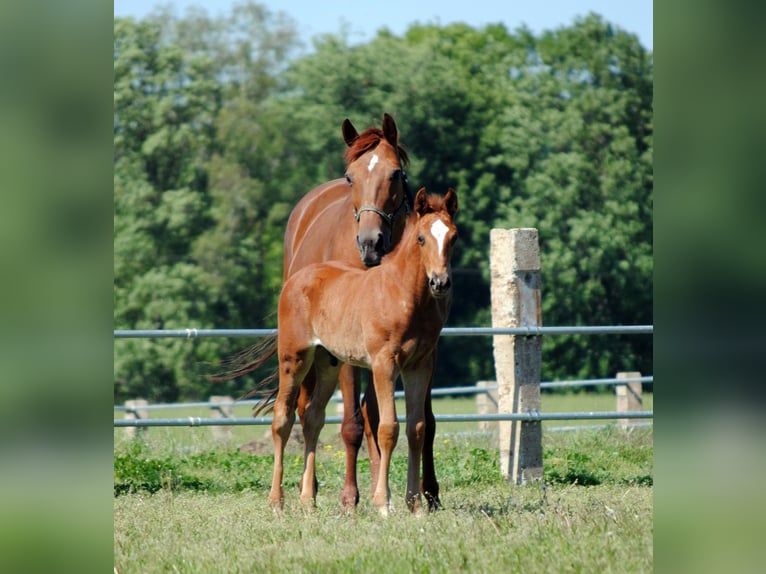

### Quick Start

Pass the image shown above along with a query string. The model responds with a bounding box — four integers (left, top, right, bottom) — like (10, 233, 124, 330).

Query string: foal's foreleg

(370, 359, 399, 516)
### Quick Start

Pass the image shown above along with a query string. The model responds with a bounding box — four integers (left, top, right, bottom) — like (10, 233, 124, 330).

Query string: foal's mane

(344, 127, 410, 166)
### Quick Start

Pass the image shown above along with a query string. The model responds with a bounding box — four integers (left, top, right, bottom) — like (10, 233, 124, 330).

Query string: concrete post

(490, 228, 543, 483)
(615, 372, 643, 429)
(475, 381, 499, 435)
(210, 395, 234, 441)
(124, 399, 148, 438)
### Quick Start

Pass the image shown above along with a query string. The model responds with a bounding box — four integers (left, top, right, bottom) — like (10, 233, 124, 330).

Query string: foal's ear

(382, 113, 398, 147)
(414, 187, 429, 216)
(342, 118, 358, 146)
(444, 188, 459, 217)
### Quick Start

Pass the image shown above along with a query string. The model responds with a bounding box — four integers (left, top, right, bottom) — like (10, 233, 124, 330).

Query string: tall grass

(114, 395, 652, 573)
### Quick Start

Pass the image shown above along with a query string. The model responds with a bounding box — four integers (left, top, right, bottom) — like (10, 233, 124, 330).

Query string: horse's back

(283, 179, 363, 280)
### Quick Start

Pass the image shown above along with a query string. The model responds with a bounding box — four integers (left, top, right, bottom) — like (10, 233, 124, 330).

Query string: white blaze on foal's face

(367, 154, 379, 172)
(430, 218, 450, 256)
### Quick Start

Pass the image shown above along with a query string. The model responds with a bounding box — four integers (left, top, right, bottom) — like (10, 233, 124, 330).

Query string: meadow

(114, 393, 653, 573)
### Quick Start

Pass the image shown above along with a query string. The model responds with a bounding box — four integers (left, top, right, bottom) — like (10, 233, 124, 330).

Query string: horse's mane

(344, 127, 410, 166)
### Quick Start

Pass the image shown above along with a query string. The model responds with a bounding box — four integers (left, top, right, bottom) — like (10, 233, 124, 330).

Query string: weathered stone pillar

(490, 228, 543, 483)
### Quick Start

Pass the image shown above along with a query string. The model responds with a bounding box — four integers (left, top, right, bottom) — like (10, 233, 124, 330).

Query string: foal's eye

(417, 234, 425, 245)
(450, 233, 458, 246)
(345, 174, 353, 186)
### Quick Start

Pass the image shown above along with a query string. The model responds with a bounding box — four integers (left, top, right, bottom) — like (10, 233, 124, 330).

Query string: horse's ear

(444, 188, 458, 217)
(414, 187, 429, 216)
(382, 113, 398, 147)
(342, 119, 358, 147)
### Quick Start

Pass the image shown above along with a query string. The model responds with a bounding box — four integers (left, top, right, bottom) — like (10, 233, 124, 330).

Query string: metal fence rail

(115, 410, 653, 427)
(113, 325, 653, 339)
(114, 326, 654, 430)
(113, 376, 654, 412)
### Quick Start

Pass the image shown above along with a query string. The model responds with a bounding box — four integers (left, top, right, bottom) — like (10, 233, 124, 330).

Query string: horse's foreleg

(339, 364, 362, 511)
(361, 375, 381, 496)
(403, 368, 431, 515)
(370, 360, 398, 516)
(421, 355, 441, 510)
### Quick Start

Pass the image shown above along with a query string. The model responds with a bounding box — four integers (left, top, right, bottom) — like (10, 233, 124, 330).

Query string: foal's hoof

(268, 494, 284, 513)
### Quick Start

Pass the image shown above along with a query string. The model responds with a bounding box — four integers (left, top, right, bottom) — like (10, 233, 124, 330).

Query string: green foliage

(114, 6, 652, 401)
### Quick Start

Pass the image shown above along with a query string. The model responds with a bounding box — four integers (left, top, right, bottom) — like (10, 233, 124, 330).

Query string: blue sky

(114, 1, 652, 51)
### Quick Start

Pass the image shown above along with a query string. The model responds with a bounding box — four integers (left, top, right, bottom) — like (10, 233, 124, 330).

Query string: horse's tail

(239, 372, 279, 416)
(208, 334, 280, 416)
(208, 334, 278, 382)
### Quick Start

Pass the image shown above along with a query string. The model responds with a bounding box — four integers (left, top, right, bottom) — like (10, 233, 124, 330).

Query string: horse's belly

(314, 333, 370, 368)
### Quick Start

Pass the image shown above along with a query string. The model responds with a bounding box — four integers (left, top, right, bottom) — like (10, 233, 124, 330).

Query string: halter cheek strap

(353, 172, 413, 226)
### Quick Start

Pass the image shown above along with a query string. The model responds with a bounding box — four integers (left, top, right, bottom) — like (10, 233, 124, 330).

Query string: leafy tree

(114, 8, 652, 401)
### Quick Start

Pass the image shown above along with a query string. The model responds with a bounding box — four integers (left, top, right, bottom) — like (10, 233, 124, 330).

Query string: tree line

(114, 3, 653, 402)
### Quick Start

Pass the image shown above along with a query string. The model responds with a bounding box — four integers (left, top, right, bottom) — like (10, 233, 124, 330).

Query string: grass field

(114, 393, 653, 572)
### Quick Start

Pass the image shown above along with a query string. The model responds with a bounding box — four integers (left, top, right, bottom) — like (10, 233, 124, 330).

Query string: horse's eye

(417, 234, 425, 245)
(345, 174, 353, 186)
(450, 233, 458, 245)
(390, 170, 402, 182)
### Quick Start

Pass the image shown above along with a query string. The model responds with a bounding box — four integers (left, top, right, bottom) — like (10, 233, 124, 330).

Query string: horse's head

(342, 113, 411, 267)
(413, 187, 459, 298)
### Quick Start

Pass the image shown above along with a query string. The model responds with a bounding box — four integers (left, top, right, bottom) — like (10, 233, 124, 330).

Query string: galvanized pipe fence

(114, 326, 653, 428)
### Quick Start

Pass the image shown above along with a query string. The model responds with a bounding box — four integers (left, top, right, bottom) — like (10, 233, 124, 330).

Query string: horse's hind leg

(421, 387, 441, 511)
(300, 349, 341, 508)
(339, 364, 363, 511)
(420, 352, 440, 510)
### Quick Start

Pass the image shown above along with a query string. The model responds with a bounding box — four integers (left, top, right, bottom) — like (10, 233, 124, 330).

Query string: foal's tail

(208, 335, 280, 415)
(209, 334, 278, 382)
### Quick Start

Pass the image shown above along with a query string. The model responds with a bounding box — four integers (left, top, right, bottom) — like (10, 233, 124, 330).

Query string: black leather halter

(353, 172, 413, 226)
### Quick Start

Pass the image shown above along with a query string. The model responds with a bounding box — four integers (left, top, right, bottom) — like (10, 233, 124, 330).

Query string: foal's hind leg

(269, 349, 311, 510)
(299, 349, 341, 508)
(361, 375, 381, 496)
(338, 364, 363, 511)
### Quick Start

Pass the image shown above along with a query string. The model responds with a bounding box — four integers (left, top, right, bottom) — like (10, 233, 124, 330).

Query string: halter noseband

(353, 172, 413, 227)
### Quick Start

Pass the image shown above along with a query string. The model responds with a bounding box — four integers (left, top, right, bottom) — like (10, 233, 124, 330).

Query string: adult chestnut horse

(285, 114, 440, 511)
(269, 187, 458, 515)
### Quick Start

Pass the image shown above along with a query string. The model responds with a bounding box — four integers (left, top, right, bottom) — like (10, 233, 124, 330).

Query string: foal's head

(412, 187, 459, 299)
(342, 113, 411, 267)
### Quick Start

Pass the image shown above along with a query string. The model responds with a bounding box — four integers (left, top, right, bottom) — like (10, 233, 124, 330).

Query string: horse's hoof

(424, 492, 442, 512)
(341, 487, 359, 512)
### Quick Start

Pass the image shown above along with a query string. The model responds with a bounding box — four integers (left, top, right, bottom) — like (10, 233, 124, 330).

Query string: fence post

(615, 372, 643, 429)
(210, 395, 234, 441)
(490, 228, 543, 484)
(124, 399, 148, 438)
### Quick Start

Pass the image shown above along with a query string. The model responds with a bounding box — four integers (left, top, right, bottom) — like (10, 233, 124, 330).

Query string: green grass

(114, 399, 653, 573)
